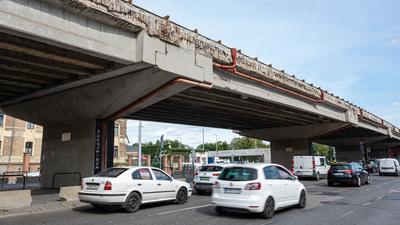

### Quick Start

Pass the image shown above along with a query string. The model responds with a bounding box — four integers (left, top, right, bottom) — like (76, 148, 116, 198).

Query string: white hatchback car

(193, 164, 230, 194)
(212, 164, 306, 219)
(79, 167, 192, 212)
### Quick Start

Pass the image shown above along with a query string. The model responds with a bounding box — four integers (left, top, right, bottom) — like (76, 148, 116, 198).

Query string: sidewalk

(0, 189, 87, 218)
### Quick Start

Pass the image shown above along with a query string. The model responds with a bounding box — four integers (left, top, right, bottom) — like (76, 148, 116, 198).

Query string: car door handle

(157, 183, 161, 186)
(137, 183, 142, 186)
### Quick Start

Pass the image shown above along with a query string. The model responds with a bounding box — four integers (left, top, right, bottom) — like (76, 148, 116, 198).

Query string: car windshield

(94, 168, 127, 177)
(199, 166, 223, 172)
(219, 167, 257, 181)
(331, 165, 352, 170)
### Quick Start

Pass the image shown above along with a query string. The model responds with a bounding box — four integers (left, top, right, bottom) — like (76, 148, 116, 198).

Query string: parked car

(327, 162, 370, 187)
(292, 156, 330, 180)
(379, 158, 400, 176)
(363, 160, 378, 173)
(79, 167, 192, 212)
(193, 164, 230, 194)
(212, 164, 306, 219)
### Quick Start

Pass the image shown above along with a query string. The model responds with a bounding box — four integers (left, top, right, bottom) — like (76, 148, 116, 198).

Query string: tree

(196, 141, 230, 151)
(230, 137, 269, 149)
(312, 143, 335, 160)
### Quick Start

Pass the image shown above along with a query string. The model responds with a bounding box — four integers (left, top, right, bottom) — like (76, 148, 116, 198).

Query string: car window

(276, 166, 292, 180)
(199, 166, 223, 172)
(132, 168, 153, 180)
(95, 168, 127, 177)
(219, 167, 258, 181)
(264, 166, 281, 180)
(331, 165, 351, 170)
(151, 169, 170, 180)
(319, 158, 325, 166)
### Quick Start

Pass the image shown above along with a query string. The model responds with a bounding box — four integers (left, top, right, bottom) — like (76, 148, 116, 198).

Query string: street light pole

(138, 121, 142, 166)
(214, 133, 218, 154)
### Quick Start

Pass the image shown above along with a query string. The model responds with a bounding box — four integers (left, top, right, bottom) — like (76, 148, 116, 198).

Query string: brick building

(0, 114, 129, 173)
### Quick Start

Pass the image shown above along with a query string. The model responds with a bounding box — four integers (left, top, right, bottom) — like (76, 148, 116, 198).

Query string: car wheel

(315, 173, 320, 181)
(365, 175, 370, 185)
(379, 172, 382, 176)
(355, 177, 362, 187)
(125, 192, 141, 213)
(92, 204, 106, 210)
(260, 197, 275, 219)
(215, 206, 226, 215)
(328, 181, 334, 187)
(175, 187, 188, 204)
(297, 190, 306, 208)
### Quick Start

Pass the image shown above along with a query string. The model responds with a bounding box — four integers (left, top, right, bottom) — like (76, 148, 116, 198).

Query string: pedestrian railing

(1, 171, 28, 190)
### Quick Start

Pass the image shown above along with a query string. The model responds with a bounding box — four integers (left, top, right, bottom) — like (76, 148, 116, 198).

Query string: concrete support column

(40, 120, 96, 188)
(370, 148, 389, 159)
(335, 146, 364, 162)
(270, 139, 311, 168)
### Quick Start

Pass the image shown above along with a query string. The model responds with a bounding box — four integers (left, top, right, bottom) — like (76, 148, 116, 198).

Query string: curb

(0, 201, 88, 218)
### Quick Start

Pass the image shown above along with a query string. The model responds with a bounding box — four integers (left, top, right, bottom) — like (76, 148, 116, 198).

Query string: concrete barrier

(59, 186, 81, 202)
(0, 190, 32, 210)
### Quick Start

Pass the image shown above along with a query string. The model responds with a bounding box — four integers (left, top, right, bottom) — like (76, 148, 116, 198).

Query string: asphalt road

(2, 174, 400, 225)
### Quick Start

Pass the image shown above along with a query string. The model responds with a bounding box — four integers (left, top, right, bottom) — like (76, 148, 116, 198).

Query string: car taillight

(290, 159, 295, 174)
(194, 172, 199, 176)
(213, 181, 221, 189)
(312, 158, 316, 169)
(212, 173, 220, 176)
(104, 181, 112, 190)
(344, 170, 352, 174)
(244, 182, 261, 190)
(328, 168, 332, 174)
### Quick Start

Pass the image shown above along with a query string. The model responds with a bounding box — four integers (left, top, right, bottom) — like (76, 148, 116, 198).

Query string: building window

(25, 142, 33, 155)
(27, 122, 35, 129)
(114, 124, 119, 137)
(0, 114, 3, 127)
(113, 146, 119, 158)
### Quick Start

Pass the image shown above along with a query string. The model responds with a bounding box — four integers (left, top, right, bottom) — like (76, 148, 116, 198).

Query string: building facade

(0, 114, 129, 173)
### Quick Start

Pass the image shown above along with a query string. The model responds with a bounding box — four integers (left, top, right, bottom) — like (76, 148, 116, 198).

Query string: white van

(292, 156, 330, 180)
(379, 158, 400, 176)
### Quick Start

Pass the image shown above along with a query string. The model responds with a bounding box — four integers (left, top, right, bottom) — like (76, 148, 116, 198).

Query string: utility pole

(6, 116, 16, 172)
(138, 121, 142, 166)
(214, 134, 218, 156)
(202, 127, 205, 151)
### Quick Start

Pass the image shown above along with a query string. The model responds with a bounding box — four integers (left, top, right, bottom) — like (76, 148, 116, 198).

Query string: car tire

(125, 192, 141, 213)
(365, 175, 370, 185)
(379, 172, 382, 176)
(297, 190, 306, 208)
(92, 204, 106, 210)
(260, 197, 275, 219)
(315, 173, 320, 181)
(355, 177, 362, 187)
(175, 187, 188, 204)
(215, 206, 226, 215)
(328, 181, 334, 187)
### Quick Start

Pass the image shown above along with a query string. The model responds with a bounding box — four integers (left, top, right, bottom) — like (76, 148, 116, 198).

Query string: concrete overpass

(0, 0, 399, 187)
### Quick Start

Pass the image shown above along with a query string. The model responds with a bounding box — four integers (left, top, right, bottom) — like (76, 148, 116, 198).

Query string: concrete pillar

(40, 120, 96, 188)
(335, 146, 364, 162)
(370, 148, 389, 159)
(270, 139, 311, 168)
(22, 153, 31, 172)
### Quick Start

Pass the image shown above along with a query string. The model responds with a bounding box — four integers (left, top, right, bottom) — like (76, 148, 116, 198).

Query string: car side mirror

(170, 176, 174, 181)
(292, 176, 298, 181)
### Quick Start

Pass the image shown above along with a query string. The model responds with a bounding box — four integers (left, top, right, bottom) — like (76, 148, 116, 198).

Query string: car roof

(222, 163, 287, 169)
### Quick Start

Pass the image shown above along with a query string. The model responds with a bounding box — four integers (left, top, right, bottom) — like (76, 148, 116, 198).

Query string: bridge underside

(127, 87, 335, 130)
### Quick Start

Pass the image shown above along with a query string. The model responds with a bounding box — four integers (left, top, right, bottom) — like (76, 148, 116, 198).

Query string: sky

(127, 0, 400, 147)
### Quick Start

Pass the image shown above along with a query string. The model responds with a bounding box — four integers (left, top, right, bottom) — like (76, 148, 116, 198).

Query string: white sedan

(212, 164, 306, 219)
(79, 166, 192, 212)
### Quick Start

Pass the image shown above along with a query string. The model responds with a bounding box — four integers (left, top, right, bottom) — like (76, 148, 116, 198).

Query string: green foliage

(312, 143, 335, 160)
(230, 137, 269, 150)
(196, 141, 230, 151)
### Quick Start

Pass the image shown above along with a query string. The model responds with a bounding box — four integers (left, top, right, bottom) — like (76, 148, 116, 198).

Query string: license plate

(86, 184, 99, 190)
(200, 177, 210, 181)
(333, 173, 343, 176)
(224, 188, 241, 194)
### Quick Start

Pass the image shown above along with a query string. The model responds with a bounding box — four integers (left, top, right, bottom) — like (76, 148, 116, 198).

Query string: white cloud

(390, 38, 400, 45)
(392, 101, 400, 106)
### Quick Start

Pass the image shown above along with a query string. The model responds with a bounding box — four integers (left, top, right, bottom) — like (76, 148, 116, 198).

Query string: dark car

(363, 160, 378, 173)
(327, 162, 370, 187)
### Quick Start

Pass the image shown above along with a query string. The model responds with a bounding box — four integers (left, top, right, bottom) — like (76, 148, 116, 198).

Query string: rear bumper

(78, 192, 126, 205)
(193, 182, 213, 191)
(211, 193, 265, 213)
(328, 175, 354, 183)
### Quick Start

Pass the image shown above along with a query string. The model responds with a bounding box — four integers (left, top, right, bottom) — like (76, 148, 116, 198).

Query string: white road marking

(362, 202, 371, 206)
(341, 210, 355, 218)
(158, 204, 213, 215)
(377, 196, 384, 200)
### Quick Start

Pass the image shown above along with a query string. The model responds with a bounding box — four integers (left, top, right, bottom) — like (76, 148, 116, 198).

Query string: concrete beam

(238, 122, 349, 141)
(0, 0, 137, 64)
